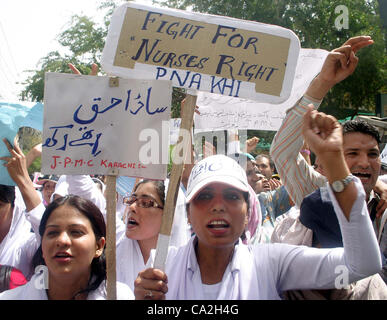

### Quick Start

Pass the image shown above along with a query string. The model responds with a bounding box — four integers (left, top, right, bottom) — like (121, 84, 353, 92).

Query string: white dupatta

(164, 237, 269, 300)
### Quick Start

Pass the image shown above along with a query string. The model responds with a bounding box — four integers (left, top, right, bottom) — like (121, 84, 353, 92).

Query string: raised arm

(302, 108, 355, 218)
(272, 109, 381, 292)
(305, 36, 373, 100)
(25, 143, 42, 170)
(0, 139, 41, 212)
(270, 36, 373, 208)
(66, 174, 106, 213)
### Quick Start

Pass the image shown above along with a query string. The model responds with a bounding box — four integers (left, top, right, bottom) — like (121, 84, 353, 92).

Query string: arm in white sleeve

(274, 177, 382, 291)
(327, 176, 382, 278)
(66, 175, 128, 246)
(25, 202, 46, 240)
(270, 96, 326, 207)
(66, 175, 106, 213)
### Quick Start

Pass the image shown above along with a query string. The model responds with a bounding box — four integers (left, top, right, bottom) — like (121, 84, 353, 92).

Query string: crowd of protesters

(0, 36, 385, 300)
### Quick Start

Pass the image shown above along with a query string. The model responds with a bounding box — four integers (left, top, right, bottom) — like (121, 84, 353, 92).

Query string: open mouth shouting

(54, 251, 73, 263)
(127, 216, 139, 230)
(352, 171, 372, 184)
(207, 219, 230, 235)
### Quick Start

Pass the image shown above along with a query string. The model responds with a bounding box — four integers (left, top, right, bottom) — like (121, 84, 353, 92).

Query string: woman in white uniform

(133, 109, 383, 300)
(116, 179, 190, 291)
(0, 195, 133, 300)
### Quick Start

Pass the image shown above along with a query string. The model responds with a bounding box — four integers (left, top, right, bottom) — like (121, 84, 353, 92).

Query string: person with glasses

(122, 180, 165, 264)
(115, 179, 190, 291)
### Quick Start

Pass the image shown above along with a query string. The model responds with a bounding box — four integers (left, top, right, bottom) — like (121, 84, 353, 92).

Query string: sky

(0, 0, 153, 101)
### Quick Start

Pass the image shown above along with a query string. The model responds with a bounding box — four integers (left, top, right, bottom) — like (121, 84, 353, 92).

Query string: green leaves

(20, 0, 386, 121)
(155, 0, 387, 119)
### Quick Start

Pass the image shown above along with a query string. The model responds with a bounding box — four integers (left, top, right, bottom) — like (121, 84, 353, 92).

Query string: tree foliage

(20, 6, 111, 101)
(19, 0, 386, 125)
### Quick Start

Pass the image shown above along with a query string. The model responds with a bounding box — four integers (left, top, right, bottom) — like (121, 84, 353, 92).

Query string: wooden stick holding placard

(153, 93, 197, 271)
(105, 171, 117, 300)
(105, 76, 119, 300)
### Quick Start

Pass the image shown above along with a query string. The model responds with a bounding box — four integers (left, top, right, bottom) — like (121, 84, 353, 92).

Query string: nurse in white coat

(134, 109, 383, 300)
(0, 195, 133, 300)
(116, 179, 190, 291)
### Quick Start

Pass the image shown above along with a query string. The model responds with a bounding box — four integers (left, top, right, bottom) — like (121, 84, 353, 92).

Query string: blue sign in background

(0, 101, 43, 186)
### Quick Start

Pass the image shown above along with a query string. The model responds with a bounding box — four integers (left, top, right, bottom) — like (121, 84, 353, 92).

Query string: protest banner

(42, 73, 171, 179)
(194, 48, 329, 132)
(101, 2, 300, 104)
(43, 72, 172, 299)
(101, 2, 300, 273)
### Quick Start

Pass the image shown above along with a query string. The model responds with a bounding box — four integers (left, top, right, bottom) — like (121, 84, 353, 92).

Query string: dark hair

(342, 119, 381, 144)
(32, 195, 106, 299)
(255, 154, 276, 171)
(133, 180, 165, 205)
(92, 178, 104, 192)
(0, 185, 15, 207)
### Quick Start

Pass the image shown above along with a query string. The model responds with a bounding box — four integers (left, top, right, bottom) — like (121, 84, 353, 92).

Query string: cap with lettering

(186, 154, 249, 203)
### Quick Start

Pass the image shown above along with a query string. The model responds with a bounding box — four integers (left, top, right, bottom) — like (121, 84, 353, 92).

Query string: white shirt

(0, 190, 45, 279)
(0, 175, 105, 281)
(0, 272, 134, 300)
(114, 180, 191, 290)
(115, 222, 147, 291)
(151, 178, 382, 299)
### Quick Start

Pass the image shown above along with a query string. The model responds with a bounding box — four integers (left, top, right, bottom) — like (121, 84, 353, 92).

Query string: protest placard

(42, 72, 172, 299)
(193, 48, 329, 132)
(102, 2, 300, 103)
(42, 73, 171, 180)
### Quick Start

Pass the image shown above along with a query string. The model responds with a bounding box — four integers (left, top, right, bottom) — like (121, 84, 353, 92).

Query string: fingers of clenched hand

(90, 63, 98, 76)
(342, 36, 373, 54)
(247, 137, 259, 146)
(330, 43, 361, 75)
(68, 63, 81, 75)
(68, 63, 99, 76)
(134, 268, 168, 300)
(268, 178, 281, 190)
(302, 108, 324, 143)
(1, 138, 25, 171)
(305, 108, 337, 138)
(272, 179, 282, 189)
(2, 138, 22, 158)
(332, 45, 352, 69)
(303, 107, 342, 155)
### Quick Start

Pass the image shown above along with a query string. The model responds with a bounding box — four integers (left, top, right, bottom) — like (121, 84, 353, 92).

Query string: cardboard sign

(42, 73, 171, 179)
(194, 48, 329, 131)
(102, 3, 300, 103)
(194, 92, 286, 131)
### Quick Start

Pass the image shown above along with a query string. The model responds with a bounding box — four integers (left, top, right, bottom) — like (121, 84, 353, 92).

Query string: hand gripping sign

(102, 2, 300, 104)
